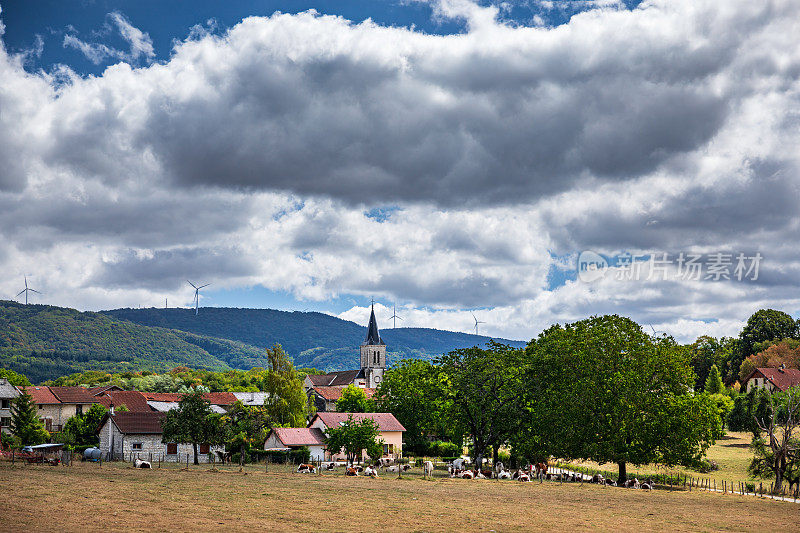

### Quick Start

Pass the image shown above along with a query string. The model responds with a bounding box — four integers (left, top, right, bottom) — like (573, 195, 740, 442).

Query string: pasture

(0, 460, 796, 532)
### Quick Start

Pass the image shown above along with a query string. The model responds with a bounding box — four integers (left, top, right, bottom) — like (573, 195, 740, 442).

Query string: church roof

(307, 370, 363, 387)
(363, 305, 385, 346)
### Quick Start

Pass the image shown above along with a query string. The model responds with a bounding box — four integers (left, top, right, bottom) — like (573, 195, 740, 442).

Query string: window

(166, 443, 178, 455)
(132, 442, 143, 450)
(39, 405, 43, 409)
(0, 417, 10, 427)
(1, 399, 9, 409)
(199, 443, 210, 454)
(76, 405, 83, 416)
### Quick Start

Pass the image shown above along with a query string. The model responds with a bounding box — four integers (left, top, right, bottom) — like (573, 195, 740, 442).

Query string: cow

(535, 462, 548, 480)
(423, 460, 434, 478)
(474, 470, 486, 479)
(494, 462, 504, 476)
(592, 474, 605, 484)
(297, 463, 317, 474)
(364, 466, 379, 478)
(518, 472, 530, 482)
(497, 470, 512, 480)
(623, 478, 640, 489)
(134, 459, 151, 469)
(640, 482, 653, 491)
(451, 458, 467, 471)
(346, 467, 359, 476)
(377, 458, 394, 468)
(460, 470, 474, 479)
(322, 462, 337, 470)
(401, 464, 411, 472)
(604, 478, 617, 487)
(386, 465, 399, 473)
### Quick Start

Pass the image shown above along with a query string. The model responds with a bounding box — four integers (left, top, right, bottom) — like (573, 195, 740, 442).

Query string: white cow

(423, 460, 434, 478)
(364, 466, 379, 478)
(497, 470, 512, 480)
(134, 459, 151, 469)
(451, 458, 467, 471)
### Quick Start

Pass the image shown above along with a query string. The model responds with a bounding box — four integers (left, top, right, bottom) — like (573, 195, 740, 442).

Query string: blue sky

(1, 0, 797, 341)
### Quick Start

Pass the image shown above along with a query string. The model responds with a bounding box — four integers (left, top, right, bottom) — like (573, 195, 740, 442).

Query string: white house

(0, 379, 20, 434)
(98, 411, 223, 463)
(264, 427, 327, 461)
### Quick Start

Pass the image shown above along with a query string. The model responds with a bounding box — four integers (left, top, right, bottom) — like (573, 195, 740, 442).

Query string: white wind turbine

(187, 280, 210, 315)
(16, 276, 41, 305)
(471, 312, 485, 336)
(388, 304, 403, 329)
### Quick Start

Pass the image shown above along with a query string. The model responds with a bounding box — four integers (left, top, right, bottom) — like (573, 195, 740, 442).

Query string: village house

(22, 385, 113, 432)
(308, 412, 405, 461)
(264, 427, 327, 461)
(97, 410, 223, 463)
(742, 366, 800, 393)
(304, 305, 383, 411)
(0, 379, 20, 434)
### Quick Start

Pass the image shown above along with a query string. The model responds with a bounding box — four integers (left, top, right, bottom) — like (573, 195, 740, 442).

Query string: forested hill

(102, 307, 526, 371)
(0, 301, 270, 383)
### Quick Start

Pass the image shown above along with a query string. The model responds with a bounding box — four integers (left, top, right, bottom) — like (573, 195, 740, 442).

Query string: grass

(0, 459, 797, 532)
(558, 431, 760, 487)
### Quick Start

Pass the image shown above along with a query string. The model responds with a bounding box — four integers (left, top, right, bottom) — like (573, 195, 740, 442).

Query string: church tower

(360, 303, 386, 388)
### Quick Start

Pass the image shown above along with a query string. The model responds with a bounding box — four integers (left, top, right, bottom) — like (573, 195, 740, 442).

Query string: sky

(0, 0, 798, 342)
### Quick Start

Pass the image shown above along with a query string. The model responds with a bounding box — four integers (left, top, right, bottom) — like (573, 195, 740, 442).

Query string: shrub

(427, 440, 461, 458)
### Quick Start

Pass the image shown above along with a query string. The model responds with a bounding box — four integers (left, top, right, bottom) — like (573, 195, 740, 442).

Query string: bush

(261, 447, 311, 464)
(693, 459, 719, 473)
(426, 440, 461, 458)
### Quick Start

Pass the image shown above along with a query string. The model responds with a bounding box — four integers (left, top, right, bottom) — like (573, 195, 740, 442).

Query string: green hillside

(102, 307, 526, 370)
(0, 301, 269, 383)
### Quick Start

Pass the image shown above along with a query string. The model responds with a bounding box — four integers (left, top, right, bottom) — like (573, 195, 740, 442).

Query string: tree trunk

(193, 442, 199, 465)
(240, 443, 245, 472)
(492, 445, 499, 469)
(618, 461, 627, 483)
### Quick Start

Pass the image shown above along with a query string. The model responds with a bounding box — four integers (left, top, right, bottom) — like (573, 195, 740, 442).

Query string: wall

(308, 418, 403, 462)
(0, 379, 19, 434)
(98, 420, 222, 463)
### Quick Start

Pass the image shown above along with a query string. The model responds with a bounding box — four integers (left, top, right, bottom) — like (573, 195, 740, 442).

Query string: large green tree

(524, 315, 722, 482)
(436, 342, 526, 468)
(374, 359, 454, 455)
(704, 364, 724, 394)
(324, 416, 383, 465)
(0, 368, 31, 387)
(260, 345, 308, 427)
(221, 400, 270, 469)
(336, 384, 374, 413)
(10, 388, 49, 445)
(689, 336, 736, 387)
(161, 390, 223, 464)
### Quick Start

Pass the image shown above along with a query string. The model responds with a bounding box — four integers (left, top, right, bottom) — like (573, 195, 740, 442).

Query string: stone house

(98, 411, 222, 463)
(0, 379, 20, 434)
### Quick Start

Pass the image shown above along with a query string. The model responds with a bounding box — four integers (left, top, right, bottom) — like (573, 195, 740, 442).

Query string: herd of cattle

(295, 458, 653, 489)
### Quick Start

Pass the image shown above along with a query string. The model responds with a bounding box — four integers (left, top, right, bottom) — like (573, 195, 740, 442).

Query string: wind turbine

(187, 280, 210, 315)
(388, 304, 403, 329)
(471, 312, 485, 336)
(16, 276, 41, 305)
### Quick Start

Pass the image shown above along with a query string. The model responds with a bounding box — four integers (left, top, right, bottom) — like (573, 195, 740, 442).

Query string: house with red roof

(264, 427, 328, 461)
(743, 366, 800, 393)
(308, 412, 405, 461)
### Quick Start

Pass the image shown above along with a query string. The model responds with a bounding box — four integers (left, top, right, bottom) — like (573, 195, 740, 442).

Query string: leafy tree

(524, 315, 722, 482)
(748, 387, 800, 492)
(374, 359, 454, 455)
(436, 342, 526, 468)
(260, 345, 308, 427)
(739, 339, 800, 382)
(0, 368, 31, 387)
(62, 404, 108, 447)
(336, 384, 374, 413)
(324, 415, 383, 465)
(10, 388, 49, 445)
(689, 336, 736, 388)
(161, 390, 223, 464)
(221, 400, 270, 469)
(731, 310, 799, 381)
(704, 364, 724, 394)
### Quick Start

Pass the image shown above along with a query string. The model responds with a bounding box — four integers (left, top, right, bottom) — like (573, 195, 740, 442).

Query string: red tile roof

(104, 412, 167, 434)
(24, 386, 60, 404)
(48, 386, 98, 404)
(312, 386, 376, 401)
(88, 385, 123, 395)
(312, 412, 406, 432)
(746, 367, 800, 392)
(140, 392, 237, 405)
(269, 427, 326, 447)
(95, 391, 153, 413)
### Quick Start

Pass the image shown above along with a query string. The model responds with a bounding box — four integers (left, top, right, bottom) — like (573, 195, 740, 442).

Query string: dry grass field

(0, 460, 797, 532)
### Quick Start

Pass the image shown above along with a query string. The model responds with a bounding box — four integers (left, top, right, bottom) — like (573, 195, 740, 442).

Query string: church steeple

(363, 302, 385, 346)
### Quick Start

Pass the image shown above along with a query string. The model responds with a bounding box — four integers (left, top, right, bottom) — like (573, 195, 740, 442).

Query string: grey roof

(308, 370, 362, 387)
(363, 305, 384, 346)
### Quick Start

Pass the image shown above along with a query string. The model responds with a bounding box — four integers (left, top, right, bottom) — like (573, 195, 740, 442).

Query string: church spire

(363, 301, 385, 346)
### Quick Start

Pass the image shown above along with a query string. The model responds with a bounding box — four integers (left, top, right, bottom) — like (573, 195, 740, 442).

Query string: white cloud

(1, 0, 799, 344)
(62, 12, 154, 65)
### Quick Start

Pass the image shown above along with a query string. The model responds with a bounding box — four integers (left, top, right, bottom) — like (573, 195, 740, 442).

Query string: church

(304, 304, 386, 412)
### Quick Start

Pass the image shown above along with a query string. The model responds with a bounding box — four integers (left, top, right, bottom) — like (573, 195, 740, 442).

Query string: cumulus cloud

(63, 12, 154, 65)
(0, 0, 799, 343)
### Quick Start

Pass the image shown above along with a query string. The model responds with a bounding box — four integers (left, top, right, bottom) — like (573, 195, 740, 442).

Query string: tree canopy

(523, 315, 723, 481)
(161, 390, 223, 464)
(336, 384, 374, 413)
(10, 388, 49, 445)
(324, 415, 383, 465)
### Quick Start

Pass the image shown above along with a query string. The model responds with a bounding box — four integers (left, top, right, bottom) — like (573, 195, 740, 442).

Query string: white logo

(577, 250, 608, 282)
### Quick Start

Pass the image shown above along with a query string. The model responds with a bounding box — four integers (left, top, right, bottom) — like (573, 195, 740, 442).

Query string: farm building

(0, 379, 20, 434)
(308, 412, 405, 461)
(97, 411, 223, 463)
(742, 366, 800, 393)
(264, 427, 327, 461)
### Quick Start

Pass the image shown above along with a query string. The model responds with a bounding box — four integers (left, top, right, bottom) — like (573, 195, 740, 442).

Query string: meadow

(0, 458, 796, 533)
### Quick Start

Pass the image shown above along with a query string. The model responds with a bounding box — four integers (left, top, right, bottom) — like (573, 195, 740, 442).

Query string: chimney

(110, 402, 115, 415)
